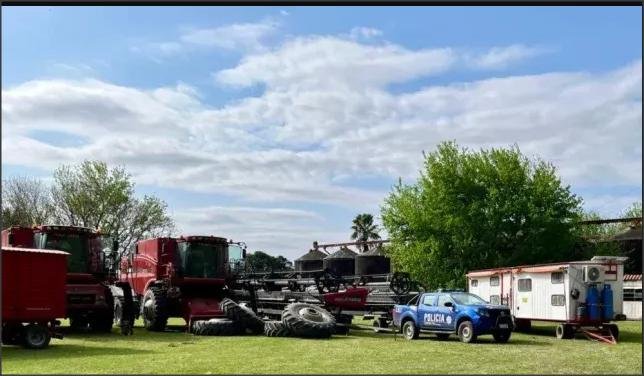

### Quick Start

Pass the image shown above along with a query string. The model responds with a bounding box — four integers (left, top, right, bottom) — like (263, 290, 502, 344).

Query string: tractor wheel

(457, 321, 476, 343)
(69, 316, 90, 332)
(220, 298, 265, 334)
(90, 311, 114, 333)
(142, 287, 168, 332)
(23, 324, 50, 349)
(264, 320, 291, 337)
(282, 303, 336, 339)
(493, 330, 512, 343)
(191, 319, 243, 336)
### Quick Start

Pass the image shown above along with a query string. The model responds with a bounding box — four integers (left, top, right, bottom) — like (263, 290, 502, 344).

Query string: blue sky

(2, 6, 642, 260)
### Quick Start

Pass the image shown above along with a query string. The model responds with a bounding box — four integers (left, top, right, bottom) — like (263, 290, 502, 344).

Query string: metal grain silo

(355, 246, 391, 276)
(294, 249, 326, 272)
(323, 246, 357, 276)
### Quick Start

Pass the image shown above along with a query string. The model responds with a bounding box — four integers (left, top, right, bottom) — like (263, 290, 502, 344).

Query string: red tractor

(120, 235, 246, 332)
(2, 246, 68, 349)
(2, 225, 135, 334)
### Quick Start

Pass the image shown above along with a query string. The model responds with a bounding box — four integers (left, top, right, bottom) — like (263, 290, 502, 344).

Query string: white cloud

(3, 33, 640, 255)
(179, 19, 279, 52)
(467, 44, 551, 69)
(349, 26, 383, 40)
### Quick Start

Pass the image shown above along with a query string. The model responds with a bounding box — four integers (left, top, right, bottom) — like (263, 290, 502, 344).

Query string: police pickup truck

(392, 290, 513, 343)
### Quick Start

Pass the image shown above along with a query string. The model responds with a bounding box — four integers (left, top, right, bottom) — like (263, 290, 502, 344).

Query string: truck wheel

(220, 299, 265, 334)
(401, 320, 419, 340)
(457, 321, 476, 343)
(604, 324, 619, 341)
(493, 330, 512, 343)
(191, 319, 243, 336)
(23, 324, 50, 349)
(555, 324, 574, 339)
(142, 287, 168, 332)
(281, 302, 336, 338)
(264, 320, 291, 337)
(436, 333, 450, 340)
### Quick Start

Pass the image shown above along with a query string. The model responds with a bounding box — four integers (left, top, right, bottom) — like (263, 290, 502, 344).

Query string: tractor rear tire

(142, 287, 168, 332)
(264, 320, 291, 337)
(23, 324, 50, 349)
(281, 302, 336, 339)
(191, 319, 243, 336)
(220, 298, 265, 334)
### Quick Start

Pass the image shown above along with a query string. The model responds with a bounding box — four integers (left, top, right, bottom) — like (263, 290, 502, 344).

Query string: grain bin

(294, 249, 327, 272)
(323, 246, 357, 276)
(355, 246, 391, 276)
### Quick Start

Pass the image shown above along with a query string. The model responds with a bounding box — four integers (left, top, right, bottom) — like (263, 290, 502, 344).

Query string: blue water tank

(586, 284, 601, 321)
(601, 284, 614, 321)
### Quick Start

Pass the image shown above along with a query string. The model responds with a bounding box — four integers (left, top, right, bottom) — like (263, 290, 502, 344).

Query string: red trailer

(2, 247, 68, 349)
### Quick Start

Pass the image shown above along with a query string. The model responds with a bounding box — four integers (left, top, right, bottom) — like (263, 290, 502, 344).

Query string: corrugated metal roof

(324, 246, 357, 259)
(295, 249, 327, 261)
(1, 246, 70, 256)
(624, 274, 642, 281)
(357, 246, 388, 257)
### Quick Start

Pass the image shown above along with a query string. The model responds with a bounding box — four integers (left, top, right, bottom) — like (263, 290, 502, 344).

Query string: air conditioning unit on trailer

(583, 265, 604, 283)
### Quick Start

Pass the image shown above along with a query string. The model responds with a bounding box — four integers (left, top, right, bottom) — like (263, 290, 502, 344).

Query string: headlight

(477, 308, 490, 317)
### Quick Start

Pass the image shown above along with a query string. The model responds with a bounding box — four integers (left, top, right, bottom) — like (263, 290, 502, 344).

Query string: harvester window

(490, 276, 500, 286)
(179, 242, 227, 278)
(551, 272, 564, 284)
(517, 278, 532, 292)
(42, 232, 89, 273)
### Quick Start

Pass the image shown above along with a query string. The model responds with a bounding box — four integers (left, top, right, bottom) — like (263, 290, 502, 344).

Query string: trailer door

(514, 275, 533, 318)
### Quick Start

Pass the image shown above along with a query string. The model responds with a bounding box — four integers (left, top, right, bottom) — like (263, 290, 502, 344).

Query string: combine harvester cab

(121, 235, 235, 332)
(2, 225, 135, 335)
(2, 246, 69, 349)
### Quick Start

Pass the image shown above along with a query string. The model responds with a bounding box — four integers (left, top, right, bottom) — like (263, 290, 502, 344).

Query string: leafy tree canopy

(381, 141, 583, 288)
(245, 251, 293, 272)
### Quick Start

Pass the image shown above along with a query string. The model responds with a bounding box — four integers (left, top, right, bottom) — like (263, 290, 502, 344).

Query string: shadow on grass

(2, 343, 154, 361)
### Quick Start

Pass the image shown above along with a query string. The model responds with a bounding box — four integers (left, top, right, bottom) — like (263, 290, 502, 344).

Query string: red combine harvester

(2, 247, 68, 349)
(2, 225, 135, 335)
(120, 235, 245, 332)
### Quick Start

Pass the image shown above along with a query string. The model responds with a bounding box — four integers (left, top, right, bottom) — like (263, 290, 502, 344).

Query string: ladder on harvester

(582, 327, 617, 345)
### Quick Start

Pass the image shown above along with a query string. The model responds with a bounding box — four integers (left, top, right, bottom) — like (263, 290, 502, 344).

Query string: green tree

(1, 176, 54, 228)
(381, 141, 583, 288)
(50, 160, 174, 258)
(351, 213, 381, 252)
(245, 251, 293, 272)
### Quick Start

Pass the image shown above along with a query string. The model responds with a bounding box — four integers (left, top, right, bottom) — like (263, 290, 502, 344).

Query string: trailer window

(518, 278, 532, 292)
(470, 279, 478, 287)
(551, 272, 564, 284)
(623, 288, 643, 301)
(490, 276, 500, 286)
(489, 295, 500, 305)
(551, 295, 565, 306)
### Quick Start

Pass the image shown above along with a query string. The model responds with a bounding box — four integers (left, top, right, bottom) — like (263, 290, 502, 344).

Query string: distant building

(623, 274, 642, 320)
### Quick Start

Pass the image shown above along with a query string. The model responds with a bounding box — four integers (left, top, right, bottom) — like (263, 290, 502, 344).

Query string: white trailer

(466, 256, 627, 341)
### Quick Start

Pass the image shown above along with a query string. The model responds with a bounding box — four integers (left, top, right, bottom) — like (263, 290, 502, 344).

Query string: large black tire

(457, 320, 476, 343)
(264, 320, 291, 337)
(401, 320, 419, 340)
(191, 319, 243, 336)
(281, 303, 336, 338)
(142, 287, 168, 332)
(23, 324, 50, 349)
(493, 330, 512, 343)
(220, 298, 265, 334)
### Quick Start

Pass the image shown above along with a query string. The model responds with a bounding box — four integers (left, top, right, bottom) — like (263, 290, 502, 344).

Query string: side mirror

(444, 301, 453, 308)
(242, 249, 247, 259)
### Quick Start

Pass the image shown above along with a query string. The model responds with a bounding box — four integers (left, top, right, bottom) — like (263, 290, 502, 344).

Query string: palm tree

(351, 213, 381, 252)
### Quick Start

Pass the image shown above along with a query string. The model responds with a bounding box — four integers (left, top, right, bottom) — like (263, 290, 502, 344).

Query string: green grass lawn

(2, 319, 641, 374)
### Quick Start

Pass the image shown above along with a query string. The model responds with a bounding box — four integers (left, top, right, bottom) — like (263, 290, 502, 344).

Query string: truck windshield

(180, 242, 227, 278)
(41, 232, 89, 273)
(450, 292, 488, 305)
